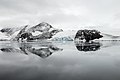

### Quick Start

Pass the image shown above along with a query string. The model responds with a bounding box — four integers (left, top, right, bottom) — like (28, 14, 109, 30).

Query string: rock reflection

(1, 48, 14, 52)
(0, 42, 63, 58)
(27, 45, 63, 58)
(75, 41, 101, 52)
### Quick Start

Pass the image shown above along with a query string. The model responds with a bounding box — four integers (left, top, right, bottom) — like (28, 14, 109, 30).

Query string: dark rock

(0, 28, 11, 33)
(27, 29, 63, 40)
(28, 22, 53, 32)
(75, 29, 103, 42)
(15, 25, 28, 41)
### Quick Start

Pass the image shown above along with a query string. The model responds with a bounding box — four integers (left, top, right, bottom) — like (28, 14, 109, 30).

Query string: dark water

(0, 41, 120, 80)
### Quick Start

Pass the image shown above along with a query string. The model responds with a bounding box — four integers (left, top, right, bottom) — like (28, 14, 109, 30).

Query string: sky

(0, 0, 120, 34)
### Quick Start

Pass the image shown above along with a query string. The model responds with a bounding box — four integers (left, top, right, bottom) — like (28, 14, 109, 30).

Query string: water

(0, 41, 120, 80)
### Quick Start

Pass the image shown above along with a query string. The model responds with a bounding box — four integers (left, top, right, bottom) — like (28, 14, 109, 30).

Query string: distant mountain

(101, 33, 120, 38)
(0, 22, 63, 41)
(1, 29, 120, 41)
(100, 33, 120, 40)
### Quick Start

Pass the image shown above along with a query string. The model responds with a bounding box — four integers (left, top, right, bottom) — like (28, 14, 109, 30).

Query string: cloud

(0, 0, 120, 32)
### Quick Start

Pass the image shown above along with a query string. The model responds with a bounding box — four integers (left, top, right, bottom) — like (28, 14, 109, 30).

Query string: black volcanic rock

(75, 29, 103, 42)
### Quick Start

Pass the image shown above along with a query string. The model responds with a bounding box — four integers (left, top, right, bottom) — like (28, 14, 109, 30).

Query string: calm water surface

(0, 41, 120, 80)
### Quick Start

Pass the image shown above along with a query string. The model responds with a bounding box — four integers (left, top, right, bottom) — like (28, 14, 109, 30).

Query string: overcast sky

(0, 0, 120, 33)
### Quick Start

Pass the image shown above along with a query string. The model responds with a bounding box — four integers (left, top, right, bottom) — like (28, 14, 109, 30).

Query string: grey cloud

(0, 0, 120, 31)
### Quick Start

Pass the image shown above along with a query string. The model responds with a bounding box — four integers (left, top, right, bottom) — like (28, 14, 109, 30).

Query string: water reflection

(75, 41, 101, 52)
(0, 42, 63, 58)
(0, 41, 120, 80)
